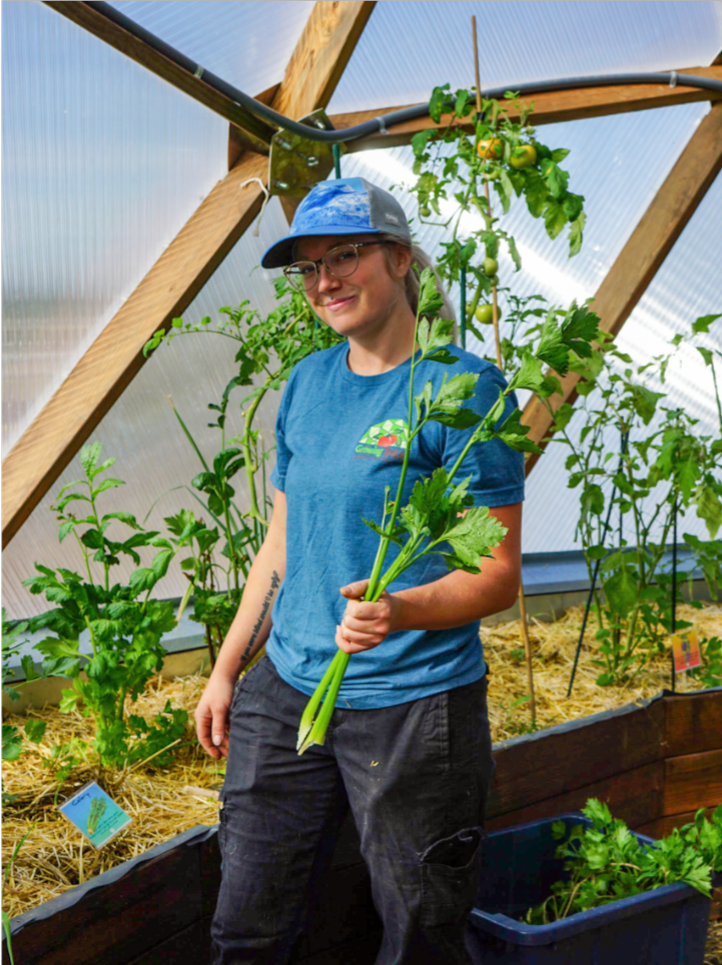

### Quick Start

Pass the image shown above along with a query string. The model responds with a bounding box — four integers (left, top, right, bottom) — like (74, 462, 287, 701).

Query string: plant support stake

(472, 13, 535, 723)
(671, 494, 678, 693)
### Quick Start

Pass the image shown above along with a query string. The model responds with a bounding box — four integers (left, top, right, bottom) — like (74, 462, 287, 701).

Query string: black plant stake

(460, 264, 467, 349)
(568, 429, 629, 697)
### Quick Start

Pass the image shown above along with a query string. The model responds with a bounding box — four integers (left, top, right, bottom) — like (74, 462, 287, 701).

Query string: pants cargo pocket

(420, 826, 484, 928)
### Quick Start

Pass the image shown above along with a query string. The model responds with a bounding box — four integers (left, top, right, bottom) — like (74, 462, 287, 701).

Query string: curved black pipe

(87, 2, 722, 144)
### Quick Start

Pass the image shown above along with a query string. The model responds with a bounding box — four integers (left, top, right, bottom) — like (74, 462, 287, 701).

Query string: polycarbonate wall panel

(330, 0, 722, 113)
(2, 198, 290, 619)
(108, 0, 316, 98)
(524, 171, 722, 554)
(2, 0, 228, 456)
(337, 103, 719, 555)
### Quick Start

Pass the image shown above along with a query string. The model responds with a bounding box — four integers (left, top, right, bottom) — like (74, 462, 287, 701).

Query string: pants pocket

(420, 826, 484, 928)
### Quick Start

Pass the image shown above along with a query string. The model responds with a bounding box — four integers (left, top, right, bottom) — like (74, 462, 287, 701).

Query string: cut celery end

(297, 650, 350, 755)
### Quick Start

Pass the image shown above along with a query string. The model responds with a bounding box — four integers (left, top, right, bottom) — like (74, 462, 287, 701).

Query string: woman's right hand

(195, 672, 237, 759)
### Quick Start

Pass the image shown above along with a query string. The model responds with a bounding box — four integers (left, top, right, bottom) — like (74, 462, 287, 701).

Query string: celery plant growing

(297, 271, 601, 753)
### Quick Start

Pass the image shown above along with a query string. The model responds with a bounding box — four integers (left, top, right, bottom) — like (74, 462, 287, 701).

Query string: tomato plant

(548, 314, 722, 685)
(145, 279, 343, 665)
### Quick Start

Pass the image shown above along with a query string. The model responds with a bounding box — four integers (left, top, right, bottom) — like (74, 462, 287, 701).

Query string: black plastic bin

(467, 815, 716, 965)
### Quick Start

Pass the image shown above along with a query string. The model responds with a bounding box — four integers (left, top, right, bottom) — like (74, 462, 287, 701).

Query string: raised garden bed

(5, 686, 721, 964)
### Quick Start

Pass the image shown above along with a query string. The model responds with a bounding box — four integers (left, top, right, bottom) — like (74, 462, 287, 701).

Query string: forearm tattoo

(240, 571, 281, 668)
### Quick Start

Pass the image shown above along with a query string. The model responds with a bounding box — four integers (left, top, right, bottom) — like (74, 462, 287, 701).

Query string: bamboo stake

(471, 14, 536, 725)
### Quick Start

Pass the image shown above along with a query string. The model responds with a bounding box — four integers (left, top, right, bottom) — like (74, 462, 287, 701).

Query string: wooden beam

(329, 66, 722, 152)
(272, 1, 376, 121)
(43, 2, 276, 151)
(522, 101, 722, 474)
(3, 1, 376, 546)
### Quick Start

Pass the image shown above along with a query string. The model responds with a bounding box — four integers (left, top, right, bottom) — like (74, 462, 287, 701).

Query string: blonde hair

(377, 236, 456, 323)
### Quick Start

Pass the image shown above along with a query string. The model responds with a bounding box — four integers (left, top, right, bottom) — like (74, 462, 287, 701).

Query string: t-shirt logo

(355, 419, 408, 459)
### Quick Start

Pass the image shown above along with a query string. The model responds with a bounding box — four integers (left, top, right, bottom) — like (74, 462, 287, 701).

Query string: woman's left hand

(336, 579, 401, 654)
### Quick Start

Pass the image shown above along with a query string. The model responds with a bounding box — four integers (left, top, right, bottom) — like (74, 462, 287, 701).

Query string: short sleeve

(270, 370, 296, 493)
(442, 363, 525, 507)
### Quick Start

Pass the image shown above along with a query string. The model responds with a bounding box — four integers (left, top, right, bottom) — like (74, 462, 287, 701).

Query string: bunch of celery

(297, 269, 600, 754)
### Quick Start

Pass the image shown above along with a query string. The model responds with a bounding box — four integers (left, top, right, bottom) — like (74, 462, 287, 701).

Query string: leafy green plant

(524, 799, 716, 925)
(689, 635, 722, 688)
(2, 611, 47, 805)
(410, 88, 585, 374)
(145, 280, 343, 664)
(548, 316, 722, 685)
(43, 738, 89, 804)
(22, 443, 200, 772)
(296, 270, 601, 753)
(2, 823, 36, 964)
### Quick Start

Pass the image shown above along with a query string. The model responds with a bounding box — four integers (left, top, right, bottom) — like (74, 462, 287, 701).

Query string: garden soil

(3, 602, 721, 955)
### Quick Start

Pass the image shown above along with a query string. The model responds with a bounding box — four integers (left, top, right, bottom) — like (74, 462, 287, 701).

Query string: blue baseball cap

(261, 177, 412, 269)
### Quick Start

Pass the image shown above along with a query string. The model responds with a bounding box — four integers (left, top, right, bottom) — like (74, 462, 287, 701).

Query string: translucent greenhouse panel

(1, 199, 290, 620)
(336, 102, 716, 554)
(329, 0, 722, 113)
(1, 0, 228, 457)
(107, 0, 316, 98)
(523, 171, 722, 554)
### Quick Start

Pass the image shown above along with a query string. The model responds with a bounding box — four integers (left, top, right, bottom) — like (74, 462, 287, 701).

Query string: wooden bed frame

(6, 687, 721, 964)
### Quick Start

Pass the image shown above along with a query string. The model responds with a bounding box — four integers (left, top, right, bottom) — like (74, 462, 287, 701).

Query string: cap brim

(260, 225, 384, 269)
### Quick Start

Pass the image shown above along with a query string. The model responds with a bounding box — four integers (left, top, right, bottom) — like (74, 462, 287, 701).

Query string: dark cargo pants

(211, 656, 495, 965)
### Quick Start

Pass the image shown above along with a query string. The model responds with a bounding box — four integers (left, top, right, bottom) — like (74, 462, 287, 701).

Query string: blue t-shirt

(268, 341, 524, 708)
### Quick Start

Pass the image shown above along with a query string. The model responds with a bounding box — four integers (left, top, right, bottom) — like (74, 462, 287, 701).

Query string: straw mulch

(2, 673, 223, 921)
(707, 921, 722, 965)
(483, 602, 722, 741)
(3, 601, 721, 931)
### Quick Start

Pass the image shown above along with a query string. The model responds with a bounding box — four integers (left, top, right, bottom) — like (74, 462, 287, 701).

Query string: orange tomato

(477, 137, 503, 161)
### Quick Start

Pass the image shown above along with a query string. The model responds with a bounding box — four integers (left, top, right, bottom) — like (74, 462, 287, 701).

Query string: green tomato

(475, 304, 499, 326)
(509, 143, 538, 170)
(419, 205, 431, 217)
(483, 257, 498, 276)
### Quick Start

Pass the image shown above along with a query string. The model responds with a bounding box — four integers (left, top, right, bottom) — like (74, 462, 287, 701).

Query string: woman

(195, 177, 524, 965)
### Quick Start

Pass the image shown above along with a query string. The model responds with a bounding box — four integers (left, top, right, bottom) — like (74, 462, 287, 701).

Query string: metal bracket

(268, 109, 346, 199)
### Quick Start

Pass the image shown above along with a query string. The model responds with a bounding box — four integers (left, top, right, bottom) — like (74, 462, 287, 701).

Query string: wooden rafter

(330, 66, 722, 152)
(522, 102, 722, 475)
(2, 1, 376, 547)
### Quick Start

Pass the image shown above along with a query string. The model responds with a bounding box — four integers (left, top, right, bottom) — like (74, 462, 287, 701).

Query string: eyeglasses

(283, 241, 389, 292)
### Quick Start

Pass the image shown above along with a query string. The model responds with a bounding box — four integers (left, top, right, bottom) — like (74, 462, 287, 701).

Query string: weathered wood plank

(1, 153, 267, 548)
(488, 698, 665, 817)
(522, 103, 722, 472)
(9, 845, 202, 965)
(126, 918, 209, 965)
(273, 2, 376, 121)
(665, 689, 722, 757)
(634, 807, 715, 839)
(663, 748, 722, 815)
(332, 67, 722, 152)
(43, 2, 274, 149)
(487, 760, 664, 833)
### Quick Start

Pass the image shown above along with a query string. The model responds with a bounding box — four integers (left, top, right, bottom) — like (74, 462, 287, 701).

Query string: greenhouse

(2, 1, 722, 962)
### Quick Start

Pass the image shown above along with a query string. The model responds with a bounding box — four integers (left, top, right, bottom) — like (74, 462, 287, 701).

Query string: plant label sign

(58, 781, 132, 849)
(671, 628, 702, 674)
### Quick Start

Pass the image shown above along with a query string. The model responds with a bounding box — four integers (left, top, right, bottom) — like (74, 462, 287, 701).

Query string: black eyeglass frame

(283, 240, 391, 291)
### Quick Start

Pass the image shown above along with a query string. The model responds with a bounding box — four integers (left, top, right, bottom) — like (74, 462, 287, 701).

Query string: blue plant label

(58, 780, 132, 849)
